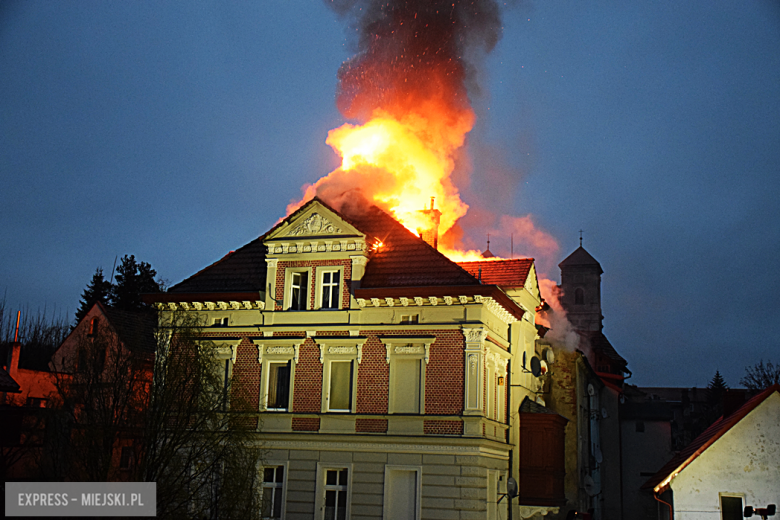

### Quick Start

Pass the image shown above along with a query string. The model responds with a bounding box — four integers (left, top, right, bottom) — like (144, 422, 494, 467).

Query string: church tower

(558, 245, 604, 332)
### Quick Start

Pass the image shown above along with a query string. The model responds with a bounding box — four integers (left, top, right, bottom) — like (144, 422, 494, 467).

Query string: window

(383, 466, 421, 520)
(391, 358, 423, 414)
(88, 317, 99, 336)
(120, 447, 134, 470)
(720, 495, 743, 520)
(262, 466, 285, 519)
(574, 288, 584, 305)
(327, 361, 354, 412)
(400, 314, 419, 324)
(289, 271, 308, 310)
(213, 317, 229, 327)
(25, 397, 47, 408)
(320, 270, 341, 309)
(266, 361, 291, 411)
(323, 468, 349, 520)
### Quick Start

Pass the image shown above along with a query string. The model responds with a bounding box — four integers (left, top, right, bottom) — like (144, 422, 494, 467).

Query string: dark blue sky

(2, 1, 779, 387)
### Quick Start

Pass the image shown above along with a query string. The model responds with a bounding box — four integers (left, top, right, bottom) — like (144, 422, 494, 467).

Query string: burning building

(150, 196, 569, 519)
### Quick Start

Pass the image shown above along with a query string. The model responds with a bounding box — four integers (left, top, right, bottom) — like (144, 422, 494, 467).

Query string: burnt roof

(457, 259, 534, 288)
(339, 203, 479, 287)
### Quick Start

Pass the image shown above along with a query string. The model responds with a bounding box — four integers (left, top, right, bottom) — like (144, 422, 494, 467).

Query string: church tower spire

(558, 245, 604, 332)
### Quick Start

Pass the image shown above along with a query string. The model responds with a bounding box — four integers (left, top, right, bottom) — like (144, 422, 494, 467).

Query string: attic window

(574, 288, 584, 305)
(88, 317, 99, 336)
(400, 315, 419, 324)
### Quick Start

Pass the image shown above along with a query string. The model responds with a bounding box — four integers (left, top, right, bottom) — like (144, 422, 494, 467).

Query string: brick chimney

(8, 342, 21, 377)
(418, 197, 441, 250)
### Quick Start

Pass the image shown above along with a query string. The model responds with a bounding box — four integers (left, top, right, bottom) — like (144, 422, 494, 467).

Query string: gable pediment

(266, 201, 363, 241)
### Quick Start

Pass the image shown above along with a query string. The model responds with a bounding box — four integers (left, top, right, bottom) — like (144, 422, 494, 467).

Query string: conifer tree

(74, 268, 113, 324)
(705, 370, 729, 423)
(111, 255, 162, 312)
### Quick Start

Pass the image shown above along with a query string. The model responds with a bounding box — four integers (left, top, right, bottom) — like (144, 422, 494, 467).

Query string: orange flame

(295, 107, 472, 240)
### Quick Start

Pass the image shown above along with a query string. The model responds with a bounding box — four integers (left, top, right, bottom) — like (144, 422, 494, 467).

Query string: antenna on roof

(430, 197, 435, 210)
(511, 234, 513, 259)
(487, 233, 490, 251)
(579, 230, 584, 247)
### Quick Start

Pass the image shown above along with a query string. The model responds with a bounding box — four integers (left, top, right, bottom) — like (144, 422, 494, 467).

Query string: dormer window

(574, 288, 584, 305)
(320, 270, 340, 309)
(289, 271, 308, 310)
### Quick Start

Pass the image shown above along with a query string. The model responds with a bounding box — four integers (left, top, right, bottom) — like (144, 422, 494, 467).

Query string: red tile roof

(456, 259, 534, 288)
(642, 384, 780, 492)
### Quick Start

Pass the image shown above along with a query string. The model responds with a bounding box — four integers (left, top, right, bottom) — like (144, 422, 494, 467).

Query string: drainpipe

(653, 491, 673, 520)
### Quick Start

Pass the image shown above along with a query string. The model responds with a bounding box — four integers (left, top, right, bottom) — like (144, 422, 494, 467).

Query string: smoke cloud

(536, 278, 581, 352)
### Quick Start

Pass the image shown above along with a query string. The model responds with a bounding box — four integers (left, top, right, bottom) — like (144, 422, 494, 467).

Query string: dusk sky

(2, 1, 779, 388)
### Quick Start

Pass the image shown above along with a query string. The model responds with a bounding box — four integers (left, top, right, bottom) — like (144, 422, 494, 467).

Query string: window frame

(315, 337, 366, 414)
(254, 338, 302, 412)
(380, 336, 434, 415)
(388, 355, 425, 415)
(382, 465, 422, 520)
(719, 493, 745, 520)
(324, 359, 356, 413)
(314, 462, 353, 520)
(284, 268, 313, 311)
(316, 266, 344, 310)
(260, 462, 289, 520)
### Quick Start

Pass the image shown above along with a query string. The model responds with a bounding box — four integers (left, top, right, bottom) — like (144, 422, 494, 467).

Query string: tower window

(574, 288, 584, 305)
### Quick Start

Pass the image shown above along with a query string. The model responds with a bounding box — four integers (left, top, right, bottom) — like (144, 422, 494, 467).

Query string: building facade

(152, 198, 564, 520)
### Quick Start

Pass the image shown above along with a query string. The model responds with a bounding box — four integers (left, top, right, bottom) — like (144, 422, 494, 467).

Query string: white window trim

(314, 337, 367, 414)
(380, 336, 434, 415)
(314, 462, 353, 520)
(315, 266, 345, 310)
(284, 267, 313, 310)
(260, 461, 289, 520)
(382, 465, 422, 520)
(252, 338, 304, 412)
(719, 493, 745, 520)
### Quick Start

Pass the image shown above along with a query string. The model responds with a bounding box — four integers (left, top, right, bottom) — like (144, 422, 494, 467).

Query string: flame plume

(291, 0, 503, 254)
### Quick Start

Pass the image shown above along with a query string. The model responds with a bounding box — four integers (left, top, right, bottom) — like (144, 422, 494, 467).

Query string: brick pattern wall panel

(356, 334, 389, 414)
(423, 330, 464, 415)
(355, 418, 388, 433)
(292, 338, 323, 413)
(291, 417, 320, 431)
(424, 419, 463, 435)
(275, 259, 352, 310)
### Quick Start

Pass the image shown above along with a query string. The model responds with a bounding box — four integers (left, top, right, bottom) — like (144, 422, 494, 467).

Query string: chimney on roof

(417, 197, 442, 250)
(8, 342, 21, 377)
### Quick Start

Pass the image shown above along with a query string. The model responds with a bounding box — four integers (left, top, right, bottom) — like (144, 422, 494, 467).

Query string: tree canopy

(740, 360, 780, 391)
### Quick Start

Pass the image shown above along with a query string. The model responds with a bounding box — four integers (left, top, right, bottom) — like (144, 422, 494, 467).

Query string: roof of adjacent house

(0, 365, 21, 393)
(642, 384, 780, 492)
(101, 304, 157, 354)
(579, 330, 628, 369)
(457, 259, 534, 288)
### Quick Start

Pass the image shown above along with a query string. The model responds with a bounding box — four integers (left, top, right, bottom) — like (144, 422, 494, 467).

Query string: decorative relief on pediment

(395, 345, 424, 354)
(328, 346, 355, 355)
(287, 213, 342, 237)
(266, 346, 294, 355)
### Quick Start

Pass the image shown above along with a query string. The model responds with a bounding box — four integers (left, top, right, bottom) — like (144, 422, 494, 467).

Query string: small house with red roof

(642, 384, 780, 520)
(148, 197, 564, 520)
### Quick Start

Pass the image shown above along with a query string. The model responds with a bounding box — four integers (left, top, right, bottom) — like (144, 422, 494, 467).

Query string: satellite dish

(544, 347, 555, 364)
(619, 394, 626, 404)
(594, 446, 603, 464)
(587, 384, 595, 396)
(583, 475, 600, 497)
(601, 408, 608, 419)
(530, 356, 542, 377)
(506, 477, 518, 499)
(540, 360, 548, 375)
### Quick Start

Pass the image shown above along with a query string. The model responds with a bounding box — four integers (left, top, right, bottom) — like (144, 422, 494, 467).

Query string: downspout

(507, 325, 513, 520)
(653, 491, 673, 520)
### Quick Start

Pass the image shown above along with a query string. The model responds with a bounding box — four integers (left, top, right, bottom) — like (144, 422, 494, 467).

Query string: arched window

(88, 317, 99, 336)
(574, 288, 584, 305)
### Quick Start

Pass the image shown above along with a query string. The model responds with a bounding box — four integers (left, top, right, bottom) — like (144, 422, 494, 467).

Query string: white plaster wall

(670, 392, 780, 519)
